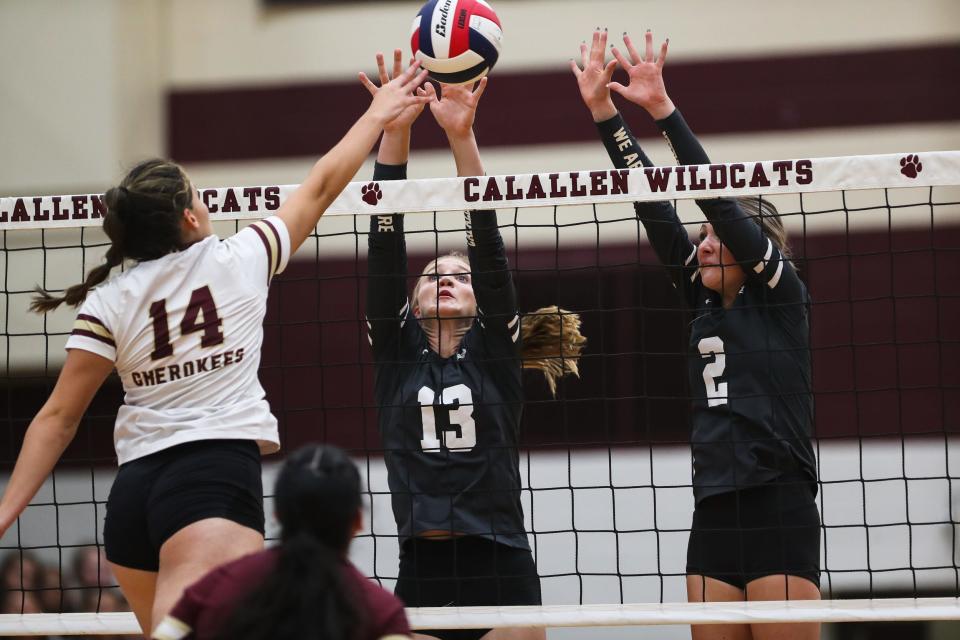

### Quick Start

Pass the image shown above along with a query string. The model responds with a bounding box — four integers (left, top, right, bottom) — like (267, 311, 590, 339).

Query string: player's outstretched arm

(573, 30, 697, 296)
(611, 31, 803, 301)
(367, 51, 427, 357)
(426, 79, 517, 329)
(277, 59, 431, 253)
(0, 350, 113, 537)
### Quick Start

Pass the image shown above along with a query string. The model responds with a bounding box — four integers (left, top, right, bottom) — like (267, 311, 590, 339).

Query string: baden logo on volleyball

(411, 0, 502, 85)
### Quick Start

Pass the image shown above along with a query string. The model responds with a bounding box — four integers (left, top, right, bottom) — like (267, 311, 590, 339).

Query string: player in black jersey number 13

(573, 29, 821, 640)
(364, 50, 585, 640)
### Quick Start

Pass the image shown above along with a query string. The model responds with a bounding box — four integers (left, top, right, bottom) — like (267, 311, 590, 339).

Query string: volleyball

(410, 0, 502, 85)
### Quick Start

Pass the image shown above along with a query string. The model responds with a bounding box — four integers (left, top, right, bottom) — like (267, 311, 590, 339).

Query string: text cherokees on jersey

(65, 216, 291, 464)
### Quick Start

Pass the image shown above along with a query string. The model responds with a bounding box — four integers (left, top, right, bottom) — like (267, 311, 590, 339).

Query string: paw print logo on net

(900, 154, 923, 179)
(361, 182, 383, 206)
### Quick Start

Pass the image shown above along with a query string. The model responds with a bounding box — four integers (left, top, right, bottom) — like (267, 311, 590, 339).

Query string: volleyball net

(0, 151, 958, 636)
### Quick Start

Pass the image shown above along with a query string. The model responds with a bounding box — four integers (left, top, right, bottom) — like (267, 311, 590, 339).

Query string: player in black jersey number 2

(364, 51, 585, 640)
(573, 30, 821, 640)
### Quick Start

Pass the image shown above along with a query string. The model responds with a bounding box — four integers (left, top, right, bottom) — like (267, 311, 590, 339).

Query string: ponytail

(411, 253, 588, 395)
(30, 199, 126, 313)
(216, 532, 360, 640)
(30, 159, 192, 314)
(520, 305, 587, 396)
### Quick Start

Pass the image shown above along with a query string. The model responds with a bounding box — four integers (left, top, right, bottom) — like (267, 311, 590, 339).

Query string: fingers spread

(472, 76, 488, 101)
(392, 49, 403, 79)
(623, 33, 642, 65)
(417, 84, 437, 104)
(400, 59, 422, 83)
(376, 53, 389, 85)
(569, 57, 583, 77)
(397, 61, 425, 90)
(607, 81, 627, 97)
(610, 46, 631, 70)
(603, 58, 618, 79)
(410, 67, 430, 89)
(359, 72, 377, 96)
(590, 29, 604, 64)
(644, 30, 654, 62)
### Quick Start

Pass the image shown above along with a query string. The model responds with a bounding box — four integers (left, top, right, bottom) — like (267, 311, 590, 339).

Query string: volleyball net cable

(0, 151, 958, 634)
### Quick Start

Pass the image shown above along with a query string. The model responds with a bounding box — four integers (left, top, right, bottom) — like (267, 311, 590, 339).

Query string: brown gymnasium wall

(167, 44, 960, 162)
(2, 227, 957, 467)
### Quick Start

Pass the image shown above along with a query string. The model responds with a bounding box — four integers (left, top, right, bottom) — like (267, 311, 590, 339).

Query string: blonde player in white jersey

(0, 59, 430, 635)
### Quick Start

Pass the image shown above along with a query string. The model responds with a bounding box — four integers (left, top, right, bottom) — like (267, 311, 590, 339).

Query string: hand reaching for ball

(359, 57, 432, 128)
(363, 49, 430, 133)
(421, 78, 488, 140)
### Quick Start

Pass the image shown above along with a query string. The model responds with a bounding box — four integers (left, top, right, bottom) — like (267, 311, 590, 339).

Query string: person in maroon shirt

(151, 445, 411, 640)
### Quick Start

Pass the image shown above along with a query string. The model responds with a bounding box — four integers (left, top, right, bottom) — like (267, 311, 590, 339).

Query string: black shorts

(103, 439, 264, 572)
(395, 537, 542, 640)
(686, 475, 821, 590)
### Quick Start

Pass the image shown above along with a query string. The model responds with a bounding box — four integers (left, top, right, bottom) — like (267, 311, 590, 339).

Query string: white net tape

(1, 151, 958, 229)
(1, 599, 959, 635)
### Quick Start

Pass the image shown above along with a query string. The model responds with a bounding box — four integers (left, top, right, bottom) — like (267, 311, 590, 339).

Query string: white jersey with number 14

(65, 216, 291, 464)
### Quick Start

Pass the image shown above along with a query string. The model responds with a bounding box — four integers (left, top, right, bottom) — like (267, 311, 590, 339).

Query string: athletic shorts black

(103, 439, 264, 572)
(686, 474, 821, 590)
(395, 536, 542, 640)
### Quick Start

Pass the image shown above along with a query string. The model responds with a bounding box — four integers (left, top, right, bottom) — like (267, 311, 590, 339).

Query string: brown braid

(30, 159, 192, 313)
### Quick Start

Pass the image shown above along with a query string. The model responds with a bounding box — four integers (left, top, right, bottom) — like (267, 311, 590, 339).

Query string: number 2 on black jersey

(698, 336, 728, 407)
(149, 286, 224, 360)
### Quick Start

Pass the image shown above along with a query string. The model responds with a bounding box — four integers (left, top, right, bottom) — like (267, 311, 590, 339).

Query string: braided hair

(30, 159, 192, 313)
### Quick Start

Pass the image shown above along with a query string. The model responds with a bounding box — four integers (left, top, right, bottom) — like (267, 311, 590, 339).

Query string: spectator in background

(71, 546, 116, 608)
(0, 567, 51, 640)
(1, 550, 42, 593)
(0, 551, 48, 622)
(38, 564, 65, 614)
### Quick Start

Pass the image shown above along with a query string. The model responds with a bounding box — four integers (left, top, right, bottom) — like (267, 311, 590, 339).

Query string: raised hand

(421, 78, 487, 140)
(569, 29, 618, 122)
(608, 30, 675, 120)
(364, 50, 428, 133)
(359, 57, 432, 127)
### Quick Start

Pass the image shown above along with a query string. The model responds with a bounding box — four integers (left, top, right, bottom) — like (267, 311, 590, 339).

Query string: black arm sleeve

(657, 109, 804, 304)
(466, 209, 519, 344)
(366, 162, 411, 358)
(595, 113, 699, 301)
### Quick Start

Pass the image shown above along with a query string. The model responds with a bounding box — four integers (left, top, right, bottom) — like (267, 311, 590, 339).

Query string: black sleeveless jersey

(596, 110, 817, 503)
(365, 162, 529, 550)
